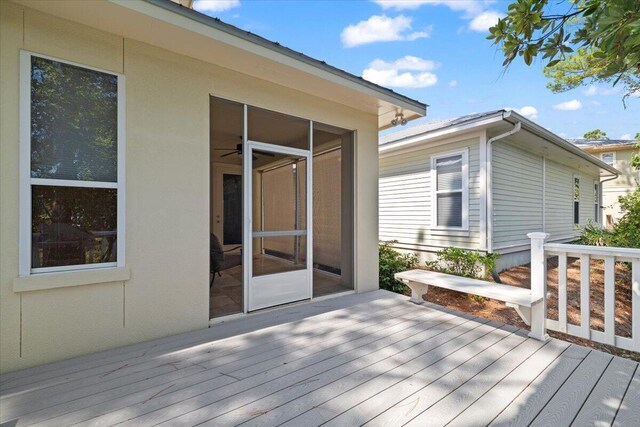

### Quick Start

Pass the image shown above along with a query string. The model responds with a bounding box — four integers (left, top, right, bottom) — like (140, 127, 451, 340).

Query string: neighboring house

(0, 0, 426, 373)
(379, 110, 618, 271)
(569, 139, 639, 227)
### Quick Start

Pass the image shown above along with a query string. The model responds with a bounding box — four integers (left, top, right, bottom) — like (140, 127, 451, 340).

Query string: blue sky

(193, 0, 639, 139)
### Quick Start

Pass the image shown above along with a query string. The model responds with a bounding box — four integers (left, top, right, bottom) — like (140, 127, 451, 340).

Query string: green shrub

(426, 247, 500, 280)
(579, 187, 640, 249)
(379, 240, 418, 294)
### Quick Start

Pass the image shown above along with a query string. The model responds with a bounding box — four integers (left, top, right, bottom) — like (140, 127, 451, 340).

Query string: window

(431, 150, 468, 229)
(573, 176, 580, 225)
(601, 152, 614, 166)
(20, 52, 125, 274)
(594, 181, 599, 222)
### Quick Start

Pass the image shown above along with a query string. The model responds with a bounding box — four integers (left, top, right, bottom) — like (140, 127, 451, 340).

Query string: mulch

(417, 258, 639, 362)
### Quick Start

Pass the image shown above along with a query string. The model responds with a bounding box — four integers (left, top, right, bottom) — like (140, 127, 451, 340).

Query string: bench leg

(506, 302, 531, 326)
(406, 281, 429, 304)
(528, 300, 549, 341)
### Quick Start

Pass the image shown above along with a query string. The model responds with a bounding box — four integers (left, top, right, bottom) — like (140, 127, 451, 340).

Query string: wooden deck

(1, 290, 638, 427)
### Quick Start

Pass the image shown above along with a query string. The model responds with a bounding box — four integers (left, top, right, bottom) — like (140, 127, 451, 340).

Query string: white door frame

(243, 137, 313, 312)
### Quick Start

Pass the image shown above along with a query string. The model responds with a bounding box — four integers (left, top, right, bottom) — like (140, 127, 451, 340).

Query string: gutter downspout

(486, 120, 522, 254)
(598, 174, 619, 227)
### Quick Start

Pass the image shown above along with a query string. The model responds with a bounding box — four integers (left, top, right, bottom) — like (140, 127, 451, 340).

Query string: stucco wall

(600, 148, 638, 224)
(0, 1, 379, 373)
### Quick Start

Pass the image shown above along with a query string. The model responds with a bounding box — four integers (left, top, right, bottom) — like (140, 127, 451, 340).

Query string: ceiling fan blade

(259, 152, 276, 157)
(220, 151, 239, 158)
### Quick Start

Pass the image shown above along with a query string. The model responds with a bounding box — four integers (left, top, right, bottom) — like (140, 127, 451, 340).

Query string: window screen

(434, 154, 464, 228)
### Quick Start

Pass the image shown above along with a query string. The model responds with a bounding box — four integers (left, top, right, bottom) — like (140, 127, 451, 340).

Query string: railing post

(528, 232, 550, 341)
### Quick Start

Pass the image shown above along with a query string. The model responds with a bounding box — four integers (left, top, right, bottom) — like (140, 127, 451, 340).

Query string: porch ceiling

(15, 0, 427, 130)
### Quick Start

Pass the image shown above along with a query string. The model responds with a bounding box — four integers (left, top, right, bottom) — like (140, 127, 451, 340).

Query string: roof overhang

(577, 143, 637, 153)
(379, 109, 619, 178)
(14, 0, 427, 129)
(501, 110, 619, 177)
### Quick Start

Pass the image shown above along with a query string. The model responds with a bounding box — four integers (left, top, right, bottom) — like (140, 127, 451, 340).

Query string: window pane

(436, 155, 462, 191)
(31, 186, 117, 268)
(31, 56, 118, 182)
(255, 153, 306, 232)
(601, 153, 613, 166)
(437, 192, 462, 227)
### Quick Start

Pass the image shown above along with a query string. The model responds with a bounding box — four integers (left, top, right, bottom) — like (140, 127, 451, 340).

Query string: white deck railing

(528, 233, 640, 352)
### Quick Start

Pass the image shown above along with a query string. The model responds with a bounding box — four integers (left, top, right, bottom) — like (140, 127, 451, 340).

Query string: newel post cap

(527, 232, 550, 240)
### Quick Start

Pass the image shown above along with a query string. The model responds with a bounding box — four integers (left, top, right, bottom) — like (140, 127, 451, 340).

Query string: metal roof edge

(141, 0, 427, 114)
(502, 110, 620, 175)
(379, 111, 506, 153)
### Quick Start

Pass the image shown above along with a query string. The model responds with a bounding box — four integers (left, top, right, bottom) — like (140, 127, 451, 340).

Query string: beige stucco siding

(492, 141, 544, 249)
(0, 1, 380, 372)
(379, 137, 482, 252)
(601, 148, 638, 222)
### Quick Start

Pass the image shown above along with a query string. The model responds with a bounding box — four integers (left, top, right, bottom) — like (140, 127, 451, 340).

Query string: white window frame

(19, 50, 126, 275)
(573, 174, 581, 226)
(600, 152, 615, 167)
(430, 148, 469, 231)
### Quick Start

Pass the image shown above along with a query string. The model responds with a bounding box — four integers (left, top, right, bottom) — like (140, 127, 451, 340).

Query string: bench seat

(394, 269, 548, 341)
(394, 269, 542, 307)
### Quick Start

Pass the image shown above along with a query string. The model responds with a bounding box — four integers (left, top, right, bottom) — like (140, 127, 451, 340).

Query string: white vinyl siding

(492, 141, 599, 249)
(492, 142, 543, 249)
(379, 138, 480, 250)
(545, 159, 597, 241)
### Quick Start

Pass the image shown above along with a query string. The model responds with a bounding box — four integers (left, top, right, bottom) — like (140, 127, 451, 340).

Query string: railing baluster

(534, 235, 639, 351)
(558, 252, 568, 333)
(633, 259, 639, 352)
(580, 254, 590, 339)
(603, 256, 615, 346)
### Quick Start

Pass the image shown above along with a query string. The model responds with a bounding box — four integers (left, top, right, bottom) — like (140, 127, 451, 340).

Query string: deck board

(0, 289, 637, 427)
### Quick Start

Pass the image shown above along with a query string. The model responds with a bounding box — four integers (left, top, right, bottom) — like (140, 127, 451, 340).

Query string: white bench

(395, 269, 548, 341)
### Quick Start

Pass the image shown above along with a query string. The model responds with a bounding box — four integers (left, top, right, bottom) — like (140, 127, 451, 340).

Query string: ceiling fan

(212, 143, 275, 161)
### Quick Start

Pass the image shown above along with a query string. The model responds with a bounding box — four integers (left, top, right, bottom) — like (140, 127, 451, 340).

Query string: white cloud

(517, 106, 538, 118)
(469, 10, 504, 31)
(374, 0, 484, 16)
(620, 133, 632, 140)
(630, 90, 640, 98)
(341, 15, 430, 47)
(553, 99, 582, 111)
(362, 56, 438, 88)
(449, 80, 458, 87)
(193, 0, 240, 14)
(584, 85, 598, 96)
(374, 1, 502, 31)
(583, 85, 621, 96)
(505, 105, 538, 119)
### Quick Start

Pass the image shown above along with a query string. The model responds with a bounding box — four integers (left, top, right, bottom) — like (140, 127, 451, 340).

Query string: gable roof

(149, 0, 427, 116)
(380, 110, 503, 145)
(380, 109, 619, 176)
